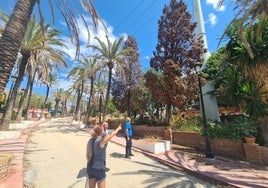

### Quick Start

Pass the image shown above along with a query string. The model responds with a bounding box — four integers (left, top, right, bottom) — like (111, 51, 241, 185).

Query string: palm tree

(2, 15, 45, 124)
(88, 36, 126, 121)
(53, 88, 66, 117)
(93, 81, 107, 123)
(205, 17, 268, 145)
(43, 73, 57, 109)
(75, 56, 103, 123)
(219, 0, 268, 59)
(0, 0, 100, 98)
(15, 19, 68, 122)
(68, 64, 90, 121)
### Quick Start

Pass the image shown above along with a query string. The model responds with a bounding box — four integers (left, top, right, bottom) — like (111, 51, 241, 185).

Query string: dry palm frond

(243, 62, 268, 84)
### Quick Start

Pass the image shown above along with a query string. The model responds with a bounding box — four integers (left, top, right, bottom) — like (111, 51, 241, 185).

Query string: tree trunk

(2, 52, 30, 128)
(0, 0, 36, 94)
(74, 82, 84, 121)
(258, 117, 268, 146)
(24, 69, 36, 120)
(103, 67, 112, 122)
(15, 49, 31, 121)
(86, 78, 94, 124)
(164, 104, 172, 126)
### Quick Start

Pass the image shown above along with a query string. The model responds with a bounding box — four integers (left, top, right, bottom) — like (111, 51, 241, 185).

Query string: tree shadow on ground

(77, 167, 87, 178)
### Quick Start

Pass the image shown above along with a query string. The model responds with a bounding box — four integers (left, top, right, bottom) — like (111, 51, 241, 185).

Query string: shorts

(87, 166, 106, 182)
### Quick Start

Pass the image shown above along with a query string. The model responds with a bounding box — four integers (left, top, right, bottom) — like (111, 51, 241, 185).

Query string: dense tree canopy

(144, 0, 206, 125)
(112, 36, 143, 116)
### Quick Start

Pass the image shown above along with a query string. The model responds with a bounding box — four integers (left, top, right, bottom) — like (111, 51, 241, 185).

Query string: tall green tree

(88, 36, 126, 121)
(112, 36, 142, 117)
(205, 18, 268, 118)
(205, 17, 268, 145)
(43, 73, 57, 109)
(20, 20, 67, 121)
(219, 0, 268, 59)
(144, 0, 206, 125)
(72, 55, 102, 123)
(68, 64, 89, 121)
(0, 0, 99, 103)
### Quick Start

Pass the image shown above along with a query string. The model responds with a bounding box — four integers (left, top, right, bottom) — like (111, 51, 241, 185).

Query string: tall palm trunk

(86, 78, 94, 123)
(103, 67, 112, 122)
(24, 68, 37, 120)
(16, 83, 29, 121)
(0, 0, 36, 94)
(43, 84, 50, 108)
(15, 49, 31, 121)
(2, 52, 30, 128)
(74, 82, 84, 121)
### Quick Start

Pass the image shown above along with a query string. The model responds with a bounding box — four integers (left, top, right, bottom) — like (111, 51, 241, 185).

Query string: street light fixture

(194, 63, 214, 159)
(126, 82, 131, 117)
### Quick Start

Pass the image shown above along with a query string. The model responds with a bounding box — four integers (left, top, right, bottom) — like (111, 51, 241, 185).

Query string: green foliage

(240, 81, 268, 118)
(205, 121, 242, 140)
(170, 115, 203, 132)
(133, 116, 150, 125)
(229, 116, 258, 137)
(170, 114, 259, 140)
(205, 116, 259, 140)
(204, 18, 268, 119)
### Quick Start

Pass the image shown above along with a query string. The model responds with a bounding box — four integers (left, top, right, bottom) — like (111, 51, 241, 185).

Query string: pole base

(205, 152, 214, 159)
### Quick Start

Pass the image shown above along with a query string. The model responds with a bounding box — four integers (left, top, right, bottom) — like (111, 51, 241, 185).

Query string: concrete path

(0, 118, 268, 188)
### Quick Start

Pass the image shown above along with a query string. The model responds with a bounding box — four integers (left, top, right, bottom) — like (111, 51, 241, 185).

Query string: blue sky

(1, 0, 235, 95)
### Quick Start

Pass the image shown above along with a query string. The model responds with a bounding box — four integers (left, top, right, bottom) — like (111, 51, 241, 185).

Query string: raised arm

(100, 124, 121, 148)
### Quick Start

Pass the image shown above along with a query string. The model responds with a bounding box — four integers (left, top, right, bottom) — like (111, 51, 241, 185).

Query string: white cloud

(66, 16, 127, 60)
(144, 56, 150, 60)
(208, 13, 218, 26)
(206, 0, 225, 11)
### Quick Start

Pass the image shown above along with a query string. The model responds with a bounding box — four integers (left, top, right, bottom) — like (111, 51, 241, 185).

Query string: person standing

(86, 123, 121, 188)
(102, 121, 109, 137)
(124, 117, 134, 158)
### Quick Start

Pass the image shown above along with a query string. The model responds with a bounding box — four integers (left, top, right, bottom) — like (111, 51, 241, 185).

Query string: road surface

(23, 117, 218, 188)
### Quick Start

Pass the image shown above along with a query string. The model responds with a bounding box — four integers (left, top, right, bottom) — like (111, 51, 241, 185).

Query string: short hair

(90, 125, 103, 138)
(102, 122, 108, 127)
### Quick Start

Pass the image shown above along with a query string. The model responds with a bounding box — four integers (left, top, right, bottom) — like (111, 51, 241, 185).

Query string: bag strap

(91, 138, 96, 161)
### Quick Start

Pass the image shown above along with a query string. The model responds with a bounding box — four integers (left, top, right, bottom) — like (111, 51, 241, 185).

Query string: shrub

(170, 116, 203, 132)
(205, 121, 242, 140)
(205, 116, 259, 140)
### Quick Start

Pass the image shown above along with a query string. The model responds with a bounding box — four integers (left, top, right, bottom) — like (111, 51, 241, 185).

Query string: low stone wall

(117, 124, 268, 164)
(211, 138, 245, 160)
(172, 131, 204, 150)
(172, 131, 245, 160)
(132, 125, 165, 138)
(244, 144, 268, 165)
(133, 126, 246, 160)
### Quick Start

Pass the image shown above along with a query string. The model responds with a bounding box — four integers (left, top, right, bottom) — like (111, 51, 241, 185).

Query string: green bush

(229, 117, 258, 137)
(171, 116, 203, 132)
(205, 121, 241, 140)
(205, 116, 258, 140)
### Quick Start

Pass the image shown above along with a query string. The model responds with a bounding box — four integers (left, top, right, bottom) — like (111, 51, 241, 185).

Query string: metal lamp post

(195, 63, 214, 159)
(126, 83, 131, 117)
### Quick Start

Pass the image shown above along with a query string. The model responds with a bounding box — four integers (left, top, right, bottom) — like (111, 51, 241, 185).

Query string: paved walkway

(110, 133, 268, 188)
(0, 120, 267, 188)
